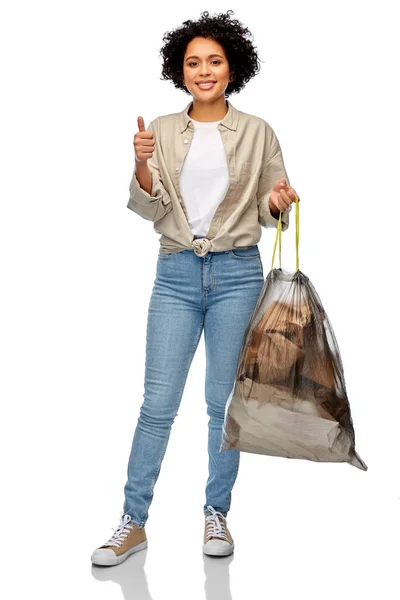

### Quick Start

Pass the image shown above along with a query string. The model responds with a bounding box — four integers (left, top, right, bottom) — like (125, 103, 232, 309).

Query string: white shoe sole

(91, 540, 148, 566)
(203, 542, 234, 557)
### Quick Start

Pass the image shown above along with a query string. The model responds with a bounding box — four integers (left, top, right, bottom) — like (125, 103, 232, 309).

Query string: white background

(1, 1, 399, 598)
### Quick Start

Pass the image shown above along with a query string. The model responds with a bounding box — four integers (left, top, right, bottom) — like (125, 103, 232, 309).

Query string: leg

(123, 252, 204, 526)
(202, 247, 264, 516)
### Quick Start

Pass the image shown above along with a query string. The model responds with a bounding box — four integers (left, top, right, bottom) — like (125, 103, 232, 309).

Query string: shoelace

(103, 513, 134, 548)
(205, 505, 228, 541)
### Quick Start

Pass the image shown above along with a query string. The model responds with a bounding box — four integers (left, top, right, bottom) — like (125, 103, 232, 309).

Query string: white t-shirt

(180, 117, 230, 236)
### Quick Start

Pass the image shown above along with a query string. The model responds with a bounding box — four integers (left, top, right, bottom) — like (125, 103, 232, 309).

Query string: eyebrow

(185, 54, 224, 61)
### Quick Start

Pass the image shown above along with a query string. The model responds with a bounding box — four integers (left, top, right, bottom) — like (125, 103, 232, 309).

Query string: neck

(188, 97, 228, 122)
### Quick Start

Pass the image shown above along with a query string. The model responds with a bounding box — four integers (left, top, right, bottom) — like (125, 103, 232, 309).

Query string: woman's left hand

(269, 178, 300, 215)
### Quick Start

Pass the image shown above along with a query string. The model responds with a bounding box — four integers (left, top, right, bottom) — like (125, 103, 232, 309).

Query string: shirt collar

(179, 98, 238, 133)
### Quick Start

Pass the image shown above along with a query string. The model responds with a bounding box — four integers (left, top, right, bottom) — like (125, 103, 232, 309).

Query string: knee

(138, 401, 178, 429)
(205, 400, 226, 422)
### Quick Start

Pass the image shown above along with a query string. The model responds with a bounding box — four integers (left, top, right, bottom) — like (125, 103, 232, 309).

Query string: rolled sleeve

(257, 126, 291, 231)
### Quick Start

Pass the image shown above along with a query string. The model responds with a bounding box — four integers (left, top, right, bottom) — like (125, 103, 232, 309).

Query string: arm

(127, 119, 173, 222)
(256, 125, 291, 231)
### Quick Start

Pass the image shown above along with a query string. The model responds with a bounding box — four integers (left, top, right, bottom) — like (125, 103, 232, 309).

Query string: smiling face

(182, 36, 233, 102)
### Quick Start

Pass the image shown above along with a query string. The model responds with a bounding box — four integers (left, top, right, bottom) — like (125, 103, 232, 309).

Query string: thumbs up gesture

(269, 178, 300, 215)
(134, 116, 155, 163)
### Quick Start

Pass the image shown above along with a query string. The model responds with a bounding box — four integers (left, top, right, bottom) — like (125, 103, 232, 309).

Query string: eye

(188, 60, 221, 67)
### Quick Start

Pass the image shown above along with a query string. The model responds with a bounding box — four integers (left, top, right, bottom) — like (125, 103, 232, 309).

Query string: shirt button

(175, 167, 179, 172)
(184, 139, 188, 144)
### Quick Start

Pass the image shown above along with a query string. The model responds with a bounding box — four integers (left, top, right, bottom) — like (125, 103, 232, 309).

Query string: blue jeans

(122, 242, 264, 527)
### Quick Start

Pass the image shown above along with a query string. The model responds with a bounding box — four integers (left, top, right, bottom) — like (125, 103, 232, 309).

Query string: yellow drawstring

(271, 196, 300, 271)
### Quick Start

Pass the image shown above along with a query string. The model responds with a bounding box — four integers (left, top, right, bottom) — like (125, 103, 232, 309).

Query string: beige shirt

(127, 99, 291, 256)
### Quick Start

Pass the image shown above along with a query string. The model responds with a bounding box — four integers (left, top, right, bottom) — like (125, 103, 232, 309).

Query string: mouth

(196, 81, 216, 89)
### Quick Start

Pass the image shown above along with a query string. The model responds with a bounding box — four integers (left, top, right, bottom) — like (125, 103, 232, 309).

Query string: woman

(91, 9, 299, 566)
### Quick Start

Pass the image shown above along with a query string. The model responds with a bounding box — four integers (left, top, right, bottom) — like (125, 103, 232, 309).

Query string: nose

(198, 63, 212, 75)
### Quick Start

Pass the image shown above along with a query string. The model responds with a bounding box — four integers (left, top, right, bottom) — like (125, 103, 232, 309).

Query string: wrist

(269, 201, 280, 219)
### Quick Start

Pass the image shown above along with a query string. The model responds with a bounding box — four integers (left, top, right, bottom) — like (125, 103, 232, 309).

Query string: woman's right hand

(134, 116, 155, 163)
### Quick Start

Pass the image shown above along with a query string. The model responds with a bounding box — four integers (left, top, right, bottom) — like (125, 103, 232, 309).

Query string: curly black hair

(159, 10, 262, 98)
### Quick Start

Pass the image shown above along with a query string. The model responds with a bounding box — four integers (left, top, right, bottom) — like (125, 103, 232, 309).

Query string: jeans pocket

(229, 245, 260, 260)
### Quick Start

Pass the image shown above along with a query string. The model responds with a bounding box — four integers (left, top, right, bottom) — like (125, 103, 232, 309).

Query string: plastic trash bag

(220, 198, 367, 471)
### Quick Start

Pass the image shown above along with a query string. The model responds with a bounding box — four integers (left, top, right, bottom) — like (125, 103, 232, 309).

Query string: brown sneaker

(91, 513, 147, 566)
(203, 505, 234, 556)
